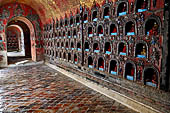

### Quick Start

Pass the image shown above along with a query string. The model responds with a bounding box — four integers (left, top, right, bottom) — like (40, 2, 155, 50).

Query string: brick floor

(0, 64, 137, 113)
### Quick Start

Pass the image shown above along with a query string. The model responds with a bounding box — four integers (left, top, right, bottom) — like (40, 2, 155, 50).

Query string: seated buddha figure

(89, 30, 92, 34)
(152, 22, 158, 35)
(99, 61, 104, 68)
(152, 73, 157, 84)
(114, 66, 117, 72)
(99, 28, 103, 34)
(112, 27, 117, 33)
(108, 46, 111, 52)
(122, 4, 127, 12)
(79, 45, 81, 49)
(96, 46, 99, 50)
(122, 45, 126, 53)
(141, 46, 146, 56)
(131, 68, 134, 76)
(141, 0, 147, 9)
(129, 24, 135, 32)
(149, 22, 158, 36)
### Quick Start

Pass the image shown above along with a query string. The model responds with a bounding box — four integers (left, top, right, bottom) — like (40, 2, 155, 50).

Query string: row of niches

(44, 0, 157, 31)
(45, 50, 159, 88)
(44, 17, 160, 39)
(83, 0, 150, 22)
(44, 28, 80, 39)
(46, 41, 148, 59)
(86, 19, 160, 37)
(44, 13, 80, 31)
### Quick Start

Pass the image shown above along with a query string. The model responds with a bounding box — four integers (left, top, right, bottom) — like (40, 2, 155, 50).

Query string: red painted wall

(0, 3, 44, 64)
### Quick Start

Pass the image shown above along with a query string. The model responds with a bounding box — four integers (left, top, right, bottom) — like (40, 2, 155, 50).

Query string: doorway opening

(6, 17, 36, 65)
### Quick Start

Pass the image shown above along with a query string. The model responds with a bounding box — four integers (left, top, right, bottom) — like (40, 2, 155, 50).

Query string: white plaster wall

(7, 25, 25, 57)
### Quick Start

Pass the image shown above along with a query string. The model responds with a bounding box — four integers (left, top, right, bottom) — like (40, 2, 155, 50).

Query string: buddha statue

(141, 46, 146, 55)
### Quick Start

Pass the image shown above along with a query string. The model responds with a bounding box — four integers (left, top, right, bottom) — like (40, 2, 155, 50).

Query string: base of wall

(46, 62, 160, 113)
(0, 51, 8, 67)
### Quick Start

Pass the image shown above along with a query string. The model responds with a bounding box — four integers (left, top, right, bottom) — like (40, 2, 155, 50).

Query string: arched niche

(59, 52, 62, 58)
(88, 26, 93, 37)
(57, 42, 60, 48)
(93, 42, 100, 53)
(76, 15, 80, 25)
(125, 21, 136, 36)
(70, 17, 74, 26)
(77, 42, 81, 51)
(60, 20, 63, 28)
(117, 2, 128, 16)
(118, 42, 127, 56)
(73, 29, 77, 38)
(63, 31, 66, 38)
(55, 32, 58, 38)
(135, 42, 148, 58)
(59, 31, 62, 38)
(55, 51, 58, 58)
(97, 25, 104, 37)
(50, 50, 52, 56)
(135, 0, 149, 13)
(61, 42, 64, 48)
(145, 18, 160, 36)
(92, 10, 98, 21)
(109, 60, 118, 75)
(52, 33, 55, 39)
(65, 19, 68, 27)
(105, 42, 111, 54)
(85, 41, 89, 52)
(103, 6, 110, 19)
(68, 30, 71, 38)
(110, 23, 117, 36)
(71, 41, 74, 50)
(144, 67, 158, 87)
(66, 41, 69, 50)
(98, 57, 105, 71)
(68, 53, 71, 61)
(49, 50, 51, 56)
(124, 62, 136, 81)
(56, 21, 59, 29)
(88, 56, 93, 68)
(74, 54, 78, 64)
(63, 52, 66, 60)
(84, 13, 88, 23)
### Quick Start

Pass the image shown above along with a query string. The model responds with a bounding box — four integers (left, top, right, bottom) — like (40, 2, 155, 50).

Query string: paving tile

(0, 64, 137, 113)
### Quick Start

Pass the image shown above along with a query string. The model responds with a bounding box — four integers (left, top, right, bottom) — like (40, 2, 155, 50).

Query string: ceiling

(0, 0, 115, 23)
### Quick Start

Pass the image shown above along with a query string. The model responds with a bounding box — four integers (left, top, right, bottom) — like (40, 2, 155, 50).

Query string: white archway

(5, 16, 37, 61)
(7, 25, 25, 57)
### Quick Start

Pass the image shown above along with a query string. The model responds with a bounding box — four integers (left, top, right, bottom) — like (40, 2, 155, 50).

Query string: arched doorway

(5, 17, 36, 65)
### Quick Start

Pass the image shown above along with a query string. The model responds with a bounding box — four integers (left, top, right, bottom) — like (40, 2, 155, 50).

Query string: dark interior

(88, 56, 93, 65)
(110, 60, 117, 72)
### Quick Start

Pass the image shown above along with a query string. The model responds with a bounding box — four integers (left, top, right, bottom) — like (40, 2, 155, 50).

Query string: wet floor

(0, 64, 137, 113)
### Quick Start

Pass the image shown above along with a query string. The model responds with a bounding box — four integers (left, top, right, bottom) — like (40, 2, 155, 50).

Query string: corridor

(0, 64, 137, 113)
